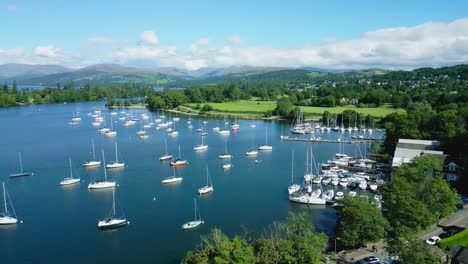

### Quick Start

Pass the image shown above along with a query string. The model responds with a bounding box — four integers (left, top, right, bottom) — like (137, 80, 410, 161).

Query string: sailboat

(198, 166, 214, 195)
(288, 146, 326, 205)
(288, 150, 301, 195)
(106, 142, 125, 169)
(162, 167, 183, 184)
(218, 117, 231, 135)
(98, 115, 110, 133)
(104, 116, 117, 137)
(0, 182, 18, 225)
(193, 133, 208, 151)
(159, 139, 173, 161)
(170, 145, 188, 167)
(181, 198, 204, 229)
(258, 127, 273, 150)
(231, 115, 239, 131)
(60, 158, 81, 186)
(245, 134, 258, 156)
(97, 189, 129, 229)
(83, 138, 101, 167)
(249, 118, 256, 128)
(218, 140, 232, 159)
(88, 150, 116, 189)
(136, 119, 146, 135)
(168, 120, 178, 136)
(212, 119, 220, 131)
(9, 152, 33, 178)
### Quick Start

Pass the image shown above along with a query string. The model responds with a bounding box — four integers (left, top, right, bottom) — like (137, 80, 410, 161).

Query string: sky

(1, 0, 468, 70)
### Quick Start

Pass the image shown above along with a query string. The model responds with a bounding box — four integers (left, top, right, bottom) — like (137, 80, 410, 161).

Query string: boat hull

(88, 181, 116, 189)
(162, 177, 183, 184)
(181, 220, 204, 230)
(198, 186, 214, 195)
(106, 163, 125, 169)
(0, 216, 18, 225)
(60, 178, 81, 186)
(9, 172, 33, 178)
(258, 145, 272, 151)
(170, 160, 187, 167)
(98, 218, 128, 229)
(159, 155, 173, 161)
(82, 161, 101, 167)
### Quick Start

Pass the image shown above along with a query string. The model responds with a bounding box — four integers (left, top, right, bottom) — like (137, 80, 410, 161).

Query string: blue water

(0, 102, 378, 263)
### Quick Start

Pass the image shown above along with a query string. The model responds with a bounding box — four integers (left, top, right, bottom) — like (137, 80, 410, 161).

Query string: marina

(0, 101, 385, 263)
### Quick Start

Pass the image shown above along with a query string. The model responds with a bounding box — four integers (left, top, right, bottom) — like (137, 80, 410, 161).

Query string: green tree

(387, 238, 441, 264)
(335, 196, 388, 248)
(182, 229, 255, 264)
(273, 97, 293, 117)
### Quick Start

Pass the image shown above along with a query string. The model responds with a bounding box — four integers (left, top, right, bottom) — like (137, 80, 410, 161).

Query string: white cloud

(227, 35, 243, 45)
(7, 4, 18, 12)
(140, 30, 159, 46)
(1, 18, 468, 70)
(88, 36, 114, 44)
(0, 48, 25, 57)
(184, 59, 207, 70)
(33, 45, 62, 57)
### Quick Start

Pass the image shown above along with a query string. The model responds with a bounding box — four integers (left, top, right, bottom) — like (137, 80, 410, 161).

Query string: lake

(0, 101, 379, 263)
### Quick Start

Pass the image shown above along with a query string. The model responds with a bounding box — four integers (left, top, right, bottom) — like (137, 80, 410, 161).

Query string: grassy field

(437, 228, 468, 250)
(186, 101, 405, 118)
(300, 105, 406, 117)
(186, 101, 277, 114)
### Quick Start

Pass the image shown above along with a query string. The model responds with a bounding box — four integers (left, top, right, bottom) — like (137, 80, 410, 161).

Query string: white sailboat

(258, 127, 273, 150)
(0, 182, 18, 225)
(88, 150, 116, 189)
(218, 118, 231, 135)
(162, 167, 183, 184)
(212, 119, 220, 131)
(249, 118, 256, 128)
(97, 189, 129, 229)
(159, 139, 173, 161)
(245, 134, 258, 156)
(222, 163, 232, 170)
(198, 166, 214, 195)
(83, 138, 101, 167)
(218, 140, 232, 159)
(60, 158, 81, 186)
(9, 152, 33, 178)
(193, 133, 208, 151)
(288, 150, 301, 195)
(181, 198, 204, 229)
(104, 116, 117, 137)
(106, 142, 125, 169)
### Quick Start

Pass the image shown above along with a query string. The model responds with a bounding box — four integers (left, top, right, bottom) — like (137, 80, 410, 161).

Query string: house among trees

(392, 138, 445, 167)
(445, 161, 460, 181)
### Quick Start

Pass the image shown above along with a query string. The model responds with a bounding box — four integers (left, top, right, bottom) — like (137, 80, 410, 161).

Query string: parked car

(425, 236, 441, 245)
(356, 256, 380, 264)
(462, 196, 468, 203)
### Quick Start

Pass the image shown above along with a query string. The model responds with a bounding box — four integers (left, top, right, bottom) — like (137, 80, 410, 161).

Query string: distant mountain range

(0, 63, 391, 87)
(0, 64, 71, 82)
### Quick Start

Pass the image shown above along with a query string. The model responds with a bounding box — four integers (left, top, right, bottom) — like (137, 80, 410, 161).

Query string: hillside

(0, 63, 72, 82)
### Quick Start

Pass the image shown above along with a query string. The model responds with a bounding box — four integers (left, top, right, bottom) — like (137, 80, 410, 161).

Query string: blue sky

(1, 0, 468, 69)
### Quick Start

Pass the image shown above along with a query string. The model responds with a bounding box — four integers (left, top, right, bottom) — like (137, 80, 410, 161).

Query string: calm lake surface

(0, 101, 379, 263)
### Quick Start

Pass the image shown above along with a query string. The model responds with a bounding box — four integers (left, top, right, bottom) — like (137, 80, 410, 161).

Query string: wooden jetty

(280, 136, 377, 144)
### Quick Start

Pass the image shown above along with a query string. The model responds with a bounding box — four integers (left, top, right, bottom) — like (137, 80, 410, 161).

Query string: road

(335, 206, 467, 263)
(419, 205, 468, 240)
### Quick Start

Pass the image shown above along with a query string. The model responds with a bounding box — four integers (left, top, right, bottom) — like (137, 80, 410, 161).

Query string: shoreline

(159, 106, 321, 121)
